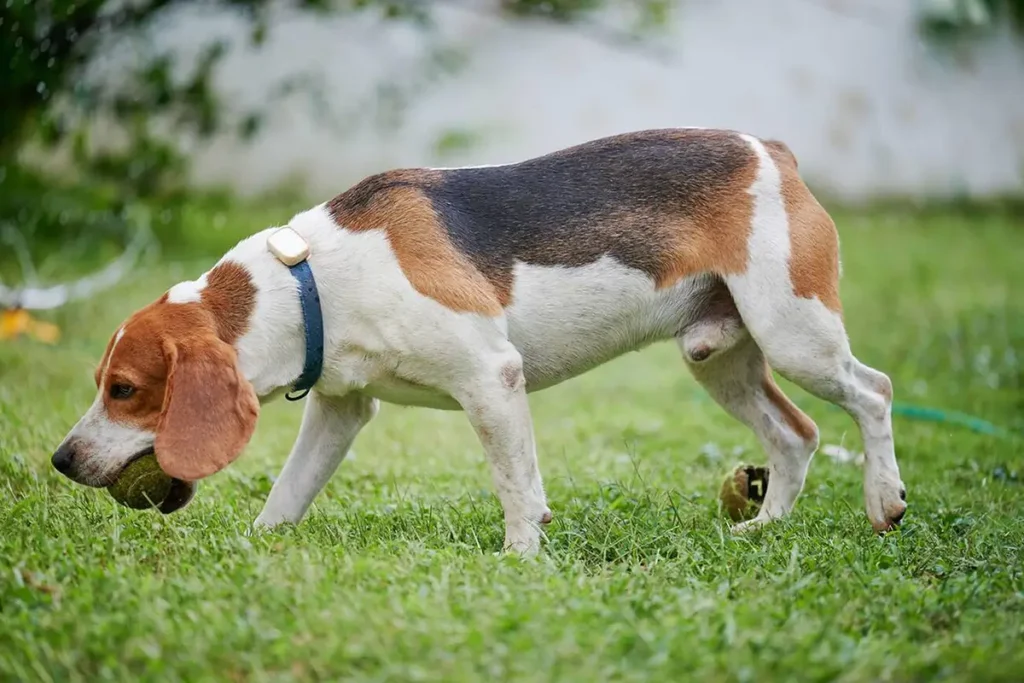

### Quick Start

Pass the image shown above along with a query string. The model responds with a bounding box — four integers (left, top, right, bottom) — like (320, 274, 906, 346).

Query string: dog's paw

(251, 512, 294, 533)
(730, 516, 771, 534)
(502, 536, 541, 557)
(865, 472, 907, 534)
(501, 518, 545, 556)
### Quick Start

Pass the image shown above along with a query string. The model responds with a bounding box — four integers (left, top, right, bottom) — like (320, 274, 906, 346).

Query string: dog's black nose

(51, 443, 76, 474)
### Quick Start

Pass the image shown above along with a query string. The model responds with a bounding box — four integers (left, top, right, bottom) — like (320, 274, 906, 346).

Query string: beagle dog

(51, 129, 907, 553)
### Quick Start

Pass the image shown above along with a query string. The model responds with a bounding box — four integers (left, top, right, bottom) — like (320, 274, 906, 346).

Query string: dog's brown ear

(155, 337, 259, 481)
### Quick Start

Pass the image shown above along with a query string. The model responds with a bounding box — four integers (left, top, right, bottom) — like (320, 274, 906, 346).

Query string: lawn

(1, 201, 1022, 682)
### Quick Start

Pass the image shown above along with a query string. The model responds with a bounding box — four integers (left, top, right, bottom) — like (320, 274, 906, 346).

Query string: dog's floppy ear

(155, 336, 259, 481)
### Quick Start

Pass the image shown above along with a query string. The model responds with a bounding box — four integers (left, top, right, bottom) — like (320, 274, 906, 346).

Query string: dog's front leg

(254, 391, 378, 529)
(454, 351, 551, 555)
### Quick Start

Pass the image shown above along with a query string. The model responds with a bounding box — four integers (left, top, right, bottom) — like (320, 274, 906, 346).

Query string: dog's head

(51, 294, 260, 513)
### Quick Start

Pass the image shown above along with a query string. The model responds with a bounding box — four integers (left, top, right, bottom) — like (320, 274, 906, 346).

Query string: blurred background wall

(153, 0, 1024, 202)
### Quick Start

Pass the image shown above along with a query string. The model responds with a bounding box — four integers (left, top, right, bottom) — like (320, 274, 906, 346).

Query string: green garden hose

(891, 402, 1021, 439)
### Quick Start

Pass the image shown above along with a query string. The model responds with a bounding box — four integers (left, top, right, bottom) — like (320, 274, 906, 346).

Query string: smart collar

(267, 227, 324, 401)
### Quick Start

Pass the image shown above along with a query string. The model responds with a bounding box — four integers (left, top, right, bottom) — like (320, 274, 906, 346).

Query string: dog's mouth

(115, 446, 197, 515)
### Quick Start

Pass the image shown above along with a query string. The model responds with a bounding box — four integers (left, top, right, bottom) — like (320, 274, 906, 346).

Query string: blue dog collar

(284, 259, 324, 400)
(266, 227, 324, 401)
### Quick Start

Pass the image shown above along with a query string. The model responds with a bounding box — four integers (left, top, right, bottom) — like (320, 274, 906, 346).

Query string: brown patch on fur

(500, 361, 524, 391)
(878, 376, 893, 402)
(766, 143, 843, 314)
(328, 175, 503, 316)
(652, 137, 757, 288)
(764, 139, 798, 168)
(872, 372, 893, 403)
(202, 261, 257, 343)
(761, 367, 818, 444)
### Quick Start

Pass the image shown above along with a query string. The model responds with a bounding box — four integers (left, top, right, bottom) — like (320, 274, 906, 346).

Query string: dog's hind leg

(679, 299, 820, 527)
(721, 134, 906, 532)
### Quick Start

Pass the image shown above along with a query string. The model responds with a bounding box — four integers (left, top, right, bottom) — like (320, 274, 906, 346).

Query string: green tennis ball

(719, 464, 769, 522)
(107, 454, 173, 510)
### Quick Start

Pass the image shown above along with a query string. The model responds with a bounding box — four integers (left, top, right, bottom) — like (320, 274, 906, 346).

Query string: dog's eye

(109, 384, 135, 400)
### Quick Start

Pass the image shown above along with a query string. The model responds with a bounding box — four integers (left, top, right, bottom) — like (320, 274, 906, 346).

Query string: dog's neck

(205, 228, 305, 398)
(205, 207, 349, 399)
(174, 203, 382, 399)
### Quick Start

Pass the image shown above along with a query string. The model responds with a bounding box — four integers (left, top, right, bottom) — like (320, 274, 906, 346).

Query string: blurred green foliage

(0, 0, 671, 271)
(918, 0, 1024, 42)
(0, 0, 671, 196)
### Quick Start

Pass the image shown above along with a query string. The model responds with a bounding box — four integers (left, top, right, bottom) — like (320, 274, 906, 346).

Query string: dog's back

(330, 129, 771, 309)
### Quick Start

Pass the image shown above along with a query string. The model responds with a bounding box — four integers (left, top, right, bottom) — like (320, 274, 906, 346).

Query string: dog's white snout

(54, 396, 155, 487)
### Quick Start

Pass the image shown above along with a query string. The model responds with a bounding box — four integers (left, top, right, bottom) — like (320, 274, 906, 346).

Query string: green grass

(1, 203, 1023, 682)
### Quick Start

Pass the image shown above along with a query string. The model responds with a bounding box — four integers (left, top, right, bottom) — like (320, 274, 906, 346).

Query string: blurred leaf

(238, 113, 263, 141)
(433, 128, 482, 157)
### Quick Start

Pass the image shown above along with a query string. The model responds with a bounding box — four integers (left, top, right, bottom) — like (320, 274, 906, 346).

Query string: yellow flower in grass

(0, 308, 60, 343)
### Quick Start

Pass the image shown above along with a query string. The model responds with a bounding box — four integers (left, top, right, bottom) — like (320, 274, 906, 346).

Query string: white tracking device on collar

(267, 227, 310, 266)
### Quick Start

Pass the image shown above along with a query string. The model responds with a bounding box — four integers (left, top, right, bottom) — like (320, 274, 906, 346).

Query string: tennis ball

(107, 454, 173, 510)
(719, 464, 769, 522)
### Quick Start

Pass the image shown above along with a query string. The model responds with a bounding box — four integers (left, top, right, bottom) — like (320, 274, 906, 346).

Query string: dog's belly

(357, 258, 716, 410)
(507, 257, 710, 391)
(359, 376, 464, 411)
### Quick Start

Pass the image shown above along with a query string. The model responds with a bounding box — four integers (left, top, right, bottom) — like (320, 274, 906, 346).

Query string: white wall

(154, 0, 1024, 202)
